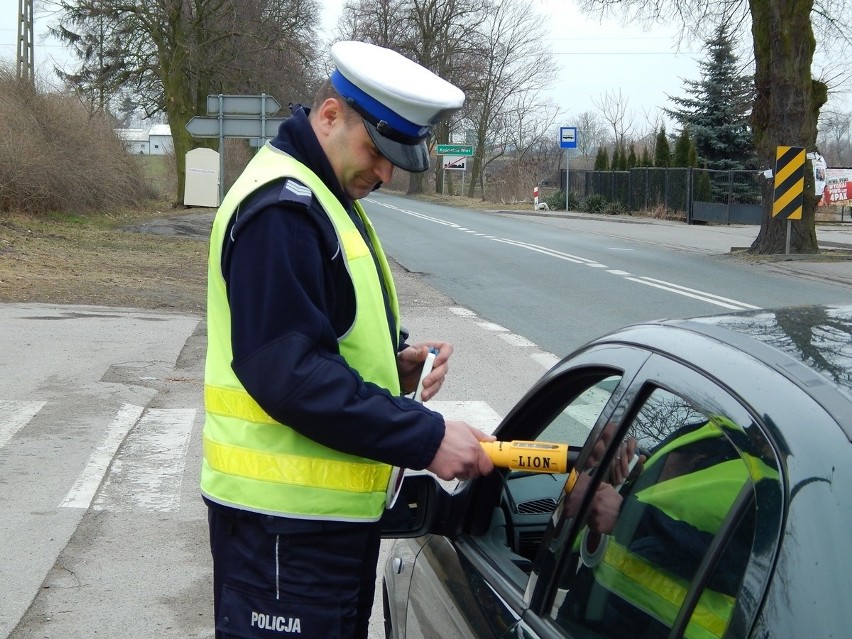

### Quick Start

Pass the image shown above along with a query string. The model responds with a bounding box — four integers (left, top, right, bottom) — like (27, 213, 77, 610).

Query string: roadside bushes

(0, 67, 155, 215)
(541, 190, 580, 212)
(581, 194, 608, 213)
(544, 190, 566, 211)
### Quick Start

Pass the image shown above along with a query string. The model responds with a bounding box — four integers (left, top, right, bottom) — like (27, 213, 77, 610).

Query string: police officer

(202, 41, 494, 638)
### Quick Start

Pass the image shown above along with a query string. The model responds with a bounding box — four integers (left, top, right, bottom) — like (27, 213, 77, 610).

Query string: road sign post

(437, 144, 474, 156)
(559, 127, 577, 149)
(772, 145, 806, 255)
(559, 127, 578, 201)
(436, 145, 474, 196)
(186, 94, 284, 203)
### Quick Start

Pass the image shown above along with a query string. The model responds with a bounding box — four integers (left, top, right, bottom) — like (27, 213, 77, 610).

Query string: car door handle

(392, 557, 405, 574)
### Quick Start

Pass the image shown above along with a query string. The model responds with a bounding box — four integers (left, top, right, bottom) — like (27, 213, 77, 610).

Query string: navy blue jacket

(219, 105, 444, 471)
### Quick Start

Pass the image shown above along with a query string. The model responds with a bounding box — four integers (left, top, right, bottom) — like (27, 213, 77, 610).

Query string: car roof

(591, 304, 852, 441)
(687, 304, 852, 394)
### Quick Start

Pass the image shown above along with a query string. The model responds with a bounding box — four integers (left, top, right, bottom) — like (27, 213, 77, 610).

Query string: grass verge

(0, 205, 207, 314)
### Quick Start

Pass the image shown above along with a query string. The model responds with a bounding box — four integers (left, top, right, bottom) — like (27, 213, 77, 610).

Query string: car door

(399, 345, 653, 638)
(520, 352, 784, 639)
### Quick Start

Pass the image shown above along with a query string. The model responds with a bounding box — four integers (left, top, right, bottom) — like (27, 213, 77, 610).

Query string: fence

(563, 167, 764, 221)
(562, 167, 848, 223)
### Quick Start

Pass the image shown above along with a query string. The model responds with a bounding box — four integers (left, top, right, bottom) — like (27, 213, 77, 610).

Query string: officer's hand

(586, 483, 623, 535)
(427, 420, 494, 481)
(397, 342, 453, 401)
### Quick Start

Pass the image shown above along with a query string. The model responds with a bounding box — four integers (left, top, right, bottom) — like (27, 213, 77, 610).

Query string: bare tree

(52, 0, 320, 202)
(592, 88, 635, 154)
(577, 0, 852, 253)
(337, 0, 485, 195)
(573, 110, 609, 160)
(336, 0, 409, 47)
(818, 109, 852, 165)
(481, 88, 560, 200)
(463, 0, 556, 198)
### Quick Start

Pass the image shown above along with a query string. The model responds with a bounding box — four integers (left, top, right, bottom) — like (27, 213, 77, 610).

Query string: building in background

(115, 125, 173, 155)
(148, 124, 174, 155)
(116, 128, 150, 154)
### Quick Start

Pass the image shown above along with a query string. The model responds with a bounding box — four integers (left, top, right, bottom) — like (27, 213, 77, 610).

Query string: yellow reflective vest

(201, 144, 401, 522)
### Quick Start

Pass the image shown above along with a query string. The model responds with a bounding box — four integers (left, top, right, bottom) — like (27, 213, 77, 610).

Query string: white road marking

(366, 199, 760, 311)
(626, 277, 760, 310)
(531, 352, 561, 369)
(477, 321, 509, 332)
(493, 238, 606, 267)
(94, 408, 196, 512)
(60, 403, 144, 509)
(0, 400, 45, 448)
(450, 306, 477, 317)
(499, 333, 538, 348)
(426, 400, 503, 435)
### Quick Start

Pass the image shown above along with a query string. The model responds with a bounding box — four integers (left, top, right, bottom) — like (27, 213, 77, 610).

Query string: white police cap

(330, 41, 465, 173)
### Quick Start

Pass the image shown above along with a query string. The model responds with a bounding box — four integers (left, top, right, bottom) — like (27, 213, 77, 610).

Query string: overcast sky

(0, 0, 707, 121)
(317, 0, 707, 127)
(2, 0, 848, 138)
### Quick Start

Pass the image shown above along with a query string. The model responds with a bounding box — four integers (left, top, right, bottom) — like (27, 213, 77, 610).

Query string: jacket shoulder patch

(278, 179, 313, 208)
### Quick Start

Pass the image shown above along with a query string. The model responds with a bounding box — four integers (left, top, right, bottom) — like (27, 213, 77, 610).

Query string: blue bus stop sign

(559, 126, 577, 149)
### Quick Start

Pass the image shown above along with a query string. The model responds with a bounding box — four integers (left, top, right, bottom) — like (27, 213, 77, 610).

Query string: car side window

(549, 386, 776, 639)
(470, 373, 624, 588)
(539, 375, 622, 444)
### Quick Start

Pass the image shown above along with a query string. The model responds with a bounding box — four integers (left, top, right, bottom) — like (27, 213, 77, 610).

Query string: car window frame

(451, 345, 652, 620)
(525, 351, 785, 639)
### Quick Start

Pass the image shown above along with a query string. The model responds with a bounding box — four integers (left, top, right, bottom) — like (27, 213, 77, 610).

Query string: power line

(551, 51, 700, 56)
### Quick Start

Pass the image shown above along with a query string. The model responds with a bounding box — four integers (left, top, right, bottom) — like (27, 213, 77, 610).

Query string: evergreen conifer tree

(671, 128, 694, 212)
(594, 147, 609, 170)
(616, 146, 628, 171)
(654, 127, 671, 167)
(665, 24, 755, 171)
(673, 128, 692, 167)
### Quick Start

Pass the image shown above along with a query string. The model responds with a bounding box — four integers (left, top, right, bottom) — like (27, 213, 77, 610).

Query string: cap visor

(363, 120, 430, 173)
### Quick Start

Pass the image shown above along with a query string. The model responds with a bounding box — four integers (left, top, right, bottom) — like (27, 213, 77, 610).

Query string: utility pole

(17, 0, 35, 86)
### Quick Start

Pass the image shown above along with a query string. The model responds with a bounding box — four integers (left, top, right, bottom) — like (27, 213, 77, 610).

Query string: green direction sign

(436, 144, 474, 156)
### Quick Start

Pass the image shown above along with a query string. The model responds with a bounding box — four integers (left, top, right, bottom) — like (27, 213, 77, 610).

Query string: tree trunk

(749, 0, 827, 254)
(467, 152, 482, 198)
(408, 171, 425, 195)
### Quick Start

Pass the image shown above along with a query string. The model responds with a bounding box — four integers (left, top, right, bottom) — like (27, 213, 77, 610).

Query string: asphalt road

(363, 193, 852, 353)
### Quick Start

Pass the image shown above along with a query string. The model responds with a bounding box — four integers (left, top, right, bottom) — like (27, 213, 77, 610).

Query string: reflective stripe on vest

(596, 540, 735, 639)
(591, 422, 777, 638)
(201, 144, 400, 521)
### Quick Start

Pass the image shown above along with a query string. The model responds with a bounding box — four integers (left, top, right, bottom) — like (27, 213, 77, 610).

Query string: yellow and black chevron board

(772, 146, 805, 220)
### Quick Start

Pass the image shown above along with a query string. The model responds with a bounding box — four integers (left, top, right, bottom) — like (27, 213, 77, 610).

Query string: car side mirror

(379, 472, 453, 539)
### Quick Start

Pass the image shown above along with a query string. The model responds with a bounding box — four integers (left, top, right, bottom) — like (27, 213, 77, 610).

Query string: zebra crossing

(1, 400, 199, 513)
(0, 398, 511, 515)
(0, 400, 45, 448)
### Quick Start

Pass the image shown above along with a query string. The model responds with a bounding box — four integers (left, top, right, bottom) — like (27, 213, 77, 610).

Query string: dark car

(380, 305, 852, 639)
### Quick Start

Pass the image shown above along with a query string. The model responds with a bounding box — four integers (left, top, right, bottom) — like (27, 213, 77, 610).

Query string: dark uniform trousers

(208, 505, 382, 639)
